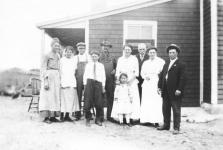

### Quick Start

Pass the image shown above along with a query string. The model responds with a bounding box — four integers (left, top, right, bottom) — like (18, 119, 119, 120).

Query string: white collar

(170, 57, 178, 62)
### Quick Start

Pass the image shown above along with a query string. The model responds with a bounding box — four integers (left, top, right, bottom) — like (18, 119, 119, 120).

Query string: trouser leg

(162, 95, 171, 128)
(171, 99, 182, 130)
(84, 79, 93, 120)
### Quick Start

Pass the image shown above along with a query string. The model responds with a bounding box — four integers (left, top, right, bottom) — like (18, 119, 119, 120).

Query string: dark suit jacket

(136, 54, 149, 84)
(158, 59, 186, 100)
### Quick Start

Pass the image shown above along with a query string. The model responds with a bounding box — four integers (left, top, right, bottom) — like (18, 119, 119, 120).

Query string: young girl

(60, 46, 79, 122)
(111, 73, 133, 126)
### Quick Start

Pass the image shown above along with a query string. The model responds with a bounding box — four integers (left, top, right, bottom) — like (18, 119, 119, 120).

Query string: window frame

(123, 20, 158, 47)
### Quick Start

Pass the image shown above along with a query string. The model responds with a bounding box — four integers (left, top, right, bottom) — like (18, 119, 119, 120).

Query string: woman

(140, 47, 165, 126)
(115, 44, 140, 122)
(60, 46, 79, 122)
(39, 38, 61, 123)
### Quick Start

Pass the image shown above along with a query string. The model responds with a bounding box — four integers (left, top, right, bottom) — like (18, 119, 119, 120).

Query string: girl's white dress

(140, 57, 165, 123)
(60, 56, 79, 113)
(115, 55, 140, 120)
(111, 84, 132, 118)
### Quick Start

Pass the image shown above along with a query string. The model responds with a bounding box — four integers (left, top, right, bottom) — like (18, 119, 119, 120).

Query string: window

(123, 20, 157, 55)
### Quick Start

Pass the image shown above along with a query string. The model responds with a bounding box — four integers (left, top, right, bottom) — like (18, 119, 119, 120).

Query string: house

(37, 0, 223, 106)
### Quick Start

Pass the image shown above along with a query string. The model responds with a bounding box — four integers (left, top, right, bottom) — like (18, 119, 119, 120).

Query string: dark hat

(100, 40, 112, 48)
(166, 44, 180, 53)
(76, 42, 86, 47)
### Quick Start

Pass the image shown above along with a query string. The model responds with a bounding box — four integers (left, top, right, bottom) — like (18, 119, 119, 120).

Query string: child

(111, 73, 133, 126)
(60, 46, 80, 122)
(83, 50, 106, 126)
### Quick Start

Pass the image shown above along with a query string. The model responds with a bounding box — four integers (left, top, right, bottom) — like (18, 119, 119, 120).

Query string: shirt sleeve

(133, 56, 139, 77)
(101, 64, 106, 87)
(115, 57, 121, 78)
(41, 54, 49, 79)
(140, 61, 147, 79)
(83, 63, 89, 86)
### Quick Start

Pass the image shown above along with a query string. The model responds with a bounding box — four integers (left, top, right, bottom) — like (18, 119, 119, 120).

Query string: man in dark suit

(135, 43, 149, 102)
(157, 44, 186, 135)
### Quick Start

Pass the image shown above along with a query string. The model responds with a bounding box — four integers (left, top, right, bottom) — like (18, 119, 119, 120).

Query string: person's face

(78, 46, 86, 55)
(138, 46, 146, 55)
(52, 42, 60, 53)
(120, 75, 127, 84)
(168, 49, 178, 60)
(65, 49, 73, 58)
(124, 46, 132, 57)
(148, 49, 157, 60)
(91, 54, 99, 62)
(102, 46, 110, 55)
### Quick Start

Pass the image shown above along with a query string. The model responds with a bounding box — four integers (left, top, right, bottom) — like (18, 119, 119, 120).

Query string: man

(75, 42, 91, 120)
(135, 43, 149, 102)
(157, 44, 187, 135)
(99, 40, 116, 122)
(83, 50, 106, 126)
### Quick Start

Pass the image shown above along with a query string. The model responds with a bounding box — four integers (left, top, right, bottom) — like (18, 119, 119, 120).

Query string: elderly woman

(39, 38, 61, 123)
(115, 44, 140, 123)
(140, 47, 165, 127)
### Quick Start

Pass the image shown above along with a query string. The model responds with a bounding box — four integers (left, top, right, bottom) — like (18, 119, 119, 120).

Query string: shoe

(64, 116, 74, 122)
(75, 117, 80, 121)
(60, 114, 64, 122)
(43, 117, 52, 124)
(173, 130, 180, 135)
(95, 121, 102, 126)
(49, 117, 61, 122)
(157, 125, 170, 130)
(154, 123, 159, 128)
(86, 120, 91, 127)
(127, 123, 132, 127)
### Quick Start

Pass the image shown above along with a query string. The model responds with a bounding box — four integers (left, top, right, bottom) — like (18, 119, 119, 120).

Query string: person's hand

(44, 84, 49, 90)
(157, 88, 162, 95)
(115, 80, 120, 85)
(111, 69, 116, 75)
(175, 90, 181, 96)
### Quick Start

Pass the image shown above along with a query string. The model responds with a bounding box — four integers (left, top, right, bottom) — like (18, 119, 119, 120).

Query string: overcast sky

(0, 0, 140, 71)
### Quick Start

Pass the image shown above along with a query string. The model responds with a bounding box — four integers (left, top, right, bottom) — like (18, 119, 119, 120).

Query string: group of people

(39, 37, 186, 135)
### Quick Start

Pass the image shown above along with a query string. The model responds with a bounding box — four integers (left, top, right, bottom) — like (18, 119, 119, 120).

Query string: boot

(60, 112, 64, 122)
(64, 113, 73, 122)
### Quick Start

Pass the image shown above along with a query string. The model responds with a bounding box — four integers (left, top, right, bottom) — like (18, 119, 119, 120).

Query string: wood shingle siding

(89, 0, 200, 106)
(218, 0, 223, 104)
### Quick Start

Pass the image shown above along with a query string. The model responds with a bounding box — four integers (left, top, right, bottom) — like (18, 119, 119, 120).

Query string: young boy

(83, 50, 106, 126)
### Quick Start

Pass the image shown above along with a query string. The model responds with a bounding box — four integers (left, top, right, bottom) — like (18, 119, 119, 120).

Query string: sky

(0, 0, 139, 71)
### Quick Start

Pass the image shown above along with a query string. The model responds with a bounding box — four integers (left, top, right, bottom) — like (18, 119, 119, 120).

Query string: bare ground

(0, 96, 223, 150)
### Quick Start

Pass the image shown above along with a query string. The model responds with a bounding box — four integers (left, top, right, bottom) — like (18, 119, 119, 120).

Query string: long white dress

(116, 55, 140, 120)
(140, 57, 165, 123)
(60, 56, 79, 113)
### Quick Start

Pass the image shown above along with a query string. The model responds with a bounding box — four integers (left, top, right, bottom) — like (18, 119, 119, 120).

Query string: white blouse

(60, 56, 77, 88)
(116, 55, 139, 82)
(141, 57, 165, 80)
(83, 62, 106, 87)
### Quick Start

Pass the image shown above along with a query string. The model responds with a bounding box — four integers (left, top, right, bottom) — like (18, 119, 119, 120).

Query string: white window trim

(123, 20, 157, 47)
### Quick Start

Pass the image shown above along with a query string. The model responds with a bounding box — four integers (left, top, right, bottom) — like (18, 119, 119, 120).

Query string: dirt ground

(0, 96, 223, 150)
